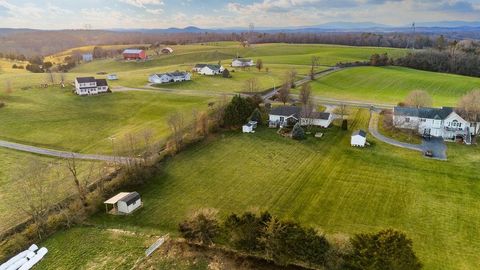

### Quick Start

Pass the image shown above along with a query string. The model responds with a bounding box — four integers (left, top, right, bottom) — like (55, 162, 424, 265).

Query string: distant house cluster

(268, 106, 334, 128)
(148, 71, 191, 84)
(74, 77, 109, 96)
(393, 106, 479, 144)
(122, 49, 147, 60)
(232, 58, 255, 67)
(193, 64, 225, 75)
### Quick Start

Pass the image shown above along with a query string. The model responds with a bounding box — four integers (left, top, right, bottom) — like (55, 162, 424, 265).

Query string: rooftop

(352, 130, 367, 137)
(76, 77, 96, 83)
(270, 106, 301, 117)
(394, 106, 454, 120)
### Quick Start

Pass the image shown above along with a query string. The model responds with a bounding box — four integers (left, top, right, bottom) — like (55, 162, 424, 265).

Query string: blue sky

(0, 0, 480, 29)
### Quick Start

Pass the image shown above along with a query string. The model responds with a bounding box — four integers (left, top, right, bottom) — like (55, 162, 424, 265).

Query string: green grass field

(310, 66, 480, 106)
(0, 87, 212, 154)
(0, 148, 106, 232)
(36, 109, 480, 270)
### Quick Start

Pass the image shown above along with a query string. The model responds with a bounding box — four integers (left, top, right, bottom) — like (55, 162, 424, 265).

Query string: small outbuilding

(242, 121, 257, 133)
(104, 192, 142, 215)
(351, 130, 367, 147)
(107, 74, 118, 80)
(162, 47, 174, 54)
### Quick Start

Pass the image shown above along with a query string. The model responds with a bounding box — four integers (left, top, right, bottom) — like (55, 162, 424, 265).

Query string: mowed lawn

(42, 109, 475, 270)
(311, 66, 480, 106)
(0, 87, 212, 153)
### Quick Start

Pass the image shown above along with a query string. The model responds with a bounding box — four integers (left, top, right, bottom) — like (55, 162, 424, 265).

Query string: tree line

(366, 37, 480, 77)
(179, 209, 422, 270)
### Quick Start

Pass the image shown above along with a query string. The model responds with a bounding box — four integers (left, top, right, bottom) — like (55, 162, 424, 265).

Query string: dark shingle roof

(234, 58, 252, 62)
(308, 112, 331, 120)
(352, 130, 367, 137)
(394, 106, 453, 120)
(270, 106, 301, 117)
(119, 192, 140, 206)
(95, 79, 108, 87)
(169, 71, 188, 76)
(195, 64, 221, 71)
(76, 77, 96, 83)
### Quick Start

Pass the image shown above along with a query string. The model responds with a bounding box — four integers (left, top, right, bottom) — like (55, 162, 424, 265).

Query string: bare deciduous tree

(405, 90, 433, 108)
(310, 56, 320, 80)
(458, 90, 480, 133)
(243, 78, 260, 93)
(168, 112, 185, 152)
(256, 59, 263, 71)
(8, 160, 59, 239)
(66, 156, 96, 207)
(278, 83, 291, 105)
(299, 82, 312, 106)
(5, 80, 12, 95)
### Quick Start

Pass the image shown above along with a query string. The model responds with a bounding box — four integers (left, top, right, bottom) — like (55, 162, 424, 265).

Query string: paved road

(0, 140, 130, 163)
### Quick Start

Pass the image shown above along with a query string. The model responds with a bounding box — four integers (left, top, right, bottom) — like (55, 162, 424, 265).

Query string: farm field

(0, 87, 212, 154)
(310, 66, 480, 106)
(0, 148, 106, 232)
(37, 109, 480, 270)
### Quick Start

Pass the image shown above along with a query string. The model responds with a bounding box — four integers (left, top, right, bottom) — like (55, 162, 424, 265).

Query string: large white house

(193, 64, 225, 75)
(74, 77, 109, 96)
(232, 58, 255, 67)
(269, 106, 333, 128)
(393, 106, 479, 144)
(148, 71, 191, 84)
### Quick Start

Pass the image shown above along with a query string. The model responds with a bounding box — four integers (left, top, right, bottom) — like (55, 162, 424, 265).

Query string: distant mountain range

(108, 21, 480, 34)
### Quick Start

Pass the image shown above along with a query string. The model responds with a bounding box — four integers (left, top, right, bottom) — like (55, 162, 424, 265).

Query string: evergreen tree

(292, 123, 305, 140)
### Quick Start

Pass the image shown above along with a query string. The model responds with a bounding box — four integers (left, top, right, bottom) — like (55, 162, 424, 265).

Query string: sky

(0, 0, 480, 29)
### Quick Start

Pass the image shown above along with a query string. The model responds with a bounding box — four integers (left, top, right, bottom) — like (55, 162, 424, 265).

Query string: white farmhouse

(149, 71, 191, 84)
(232, 58, 255, 67)
(269, 106, 334, 128)
(269, 106, 301, 128)
(82, 53, 93, 62)
(74, 77, 109, 96)
(162, 47, 174, 54)
(193, 64, 225, 75)
(107, 74, 118, 80)
(351, 130, 367, 147)
(104, 192, 142, 215)
(393, 106, 479, 144)
(300, 112, 334, 128)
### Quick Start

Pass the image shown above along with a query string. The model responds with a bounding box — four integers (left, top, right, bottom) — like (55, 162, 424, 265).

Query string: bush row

(179, 210, 422, 270)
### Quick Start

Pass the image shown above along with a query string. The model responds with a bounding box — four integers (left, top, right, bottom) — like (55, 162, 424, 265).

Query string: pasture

(310, 66, 480, 106)
(0, 148, 106, 232)
(37, 109, 480, 270)
(0, 87, 212, 154)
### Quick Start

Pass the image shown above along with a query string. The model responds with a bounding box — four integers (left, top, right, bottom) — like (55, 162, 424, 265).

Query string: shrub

(292, 123, 305, 140)
(222, 69, 232, 78)
(0, 101, 5, 108)
(224, 211, 271, 252)
(342, 119, 348, 130)
(0, 233, 29, 259)
(179, 208, 220, 246)
(345, 229, 422, 270)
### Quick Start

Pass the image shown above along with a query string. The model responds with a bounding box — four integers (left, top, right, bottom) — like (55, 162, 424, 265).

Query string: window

(420, 119, 426, 122)
(405, 117, 410, 123)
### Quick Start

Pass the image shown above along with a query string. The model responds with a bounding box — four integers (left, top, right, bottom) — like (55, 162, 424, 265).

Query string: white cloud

(146, 8, 164, 14)
(119, 0, 164, 8)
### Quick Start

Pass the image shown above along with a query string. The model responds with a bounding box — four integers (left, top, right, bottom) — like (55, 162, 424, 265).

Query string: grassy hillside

(0, 87, 212, 153)
(310, 66, 480, 106)
(37, 109, 480, 270)
(72, 43, 405, 73)
(0, 148, 105, 232)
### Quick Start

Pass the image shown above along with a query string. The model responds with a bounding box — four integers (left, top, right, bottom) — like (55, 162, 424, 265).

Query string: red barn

(122, 49, 147, 60)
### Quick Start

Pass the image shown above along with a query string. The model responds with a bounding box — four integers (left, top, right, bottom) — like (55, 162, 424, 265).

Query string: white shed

(351, 130, 367, 147)
(107, 74, 118, 80)
(242, 121, 257, 133)
(104, 192, 142, 215)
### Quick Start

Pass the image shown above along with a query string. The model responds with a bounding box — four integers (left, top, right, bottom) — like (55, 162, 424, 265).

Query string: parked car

(424, 150, 433, 157)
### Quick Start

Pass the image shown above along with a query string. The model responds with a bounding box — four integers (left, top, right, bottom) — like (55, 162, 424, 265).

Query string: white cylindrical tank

(18, 247, 48, 270)
(0, 250, 28, 270)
